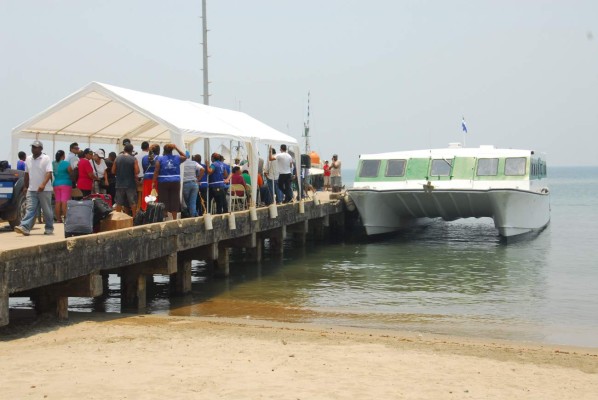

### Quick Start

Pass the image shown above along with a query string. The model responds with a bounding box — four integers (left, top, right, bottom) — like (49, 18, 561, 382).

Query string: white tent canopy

(11, 81, 300, 206)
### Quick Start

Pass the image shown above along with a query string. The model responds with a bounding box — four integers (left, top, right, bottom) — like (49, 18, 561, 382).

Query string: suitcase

(144, 202, 165, 224)
(65, 200, 94, 237)
(83, 193, 112, 207)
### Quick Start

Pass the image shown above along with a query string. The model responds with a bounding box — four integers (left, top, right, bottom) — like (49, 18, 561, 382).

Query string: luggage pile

(133, 202, 165, 226)
(64, 194, 113, 237)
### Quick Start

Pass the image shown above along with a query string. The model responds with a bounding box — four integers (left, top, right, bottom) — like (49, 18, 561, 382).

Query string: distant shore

(1, 313, 596, 399)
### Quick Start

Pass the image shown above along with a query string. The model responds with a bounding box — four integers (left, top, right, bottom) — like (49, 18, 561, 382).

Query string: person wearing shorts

(112, 143, 140, 216)
(52, 150, 71, 223)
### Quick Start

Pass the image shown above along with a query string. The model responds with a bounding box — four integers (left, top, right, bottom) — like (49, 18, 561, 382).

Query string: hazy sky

(1, 0, 597, 167)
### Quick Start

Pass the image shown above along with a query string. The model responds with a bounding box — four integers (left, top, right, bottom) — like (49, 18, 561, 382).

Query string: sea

(14, 167, 598, 347)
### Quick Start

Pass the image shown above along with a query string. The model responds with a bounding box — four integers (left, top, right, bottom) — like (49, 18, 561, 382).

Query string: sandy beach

(1, 313, 596, 399)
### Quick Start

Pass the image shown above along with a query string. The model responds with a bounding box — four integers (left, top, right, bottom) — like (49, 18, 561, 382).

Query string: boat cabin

(355, 146, 547, 184)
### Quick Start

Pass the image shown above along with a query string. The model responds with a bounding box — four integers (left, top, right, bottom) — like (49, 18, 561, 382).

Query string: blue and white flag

(461, 117, 468, 133)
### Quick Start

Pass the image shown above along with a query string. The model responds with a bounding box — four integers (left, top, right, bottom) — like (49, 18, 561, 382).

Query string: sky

(1, 0, 597, 168)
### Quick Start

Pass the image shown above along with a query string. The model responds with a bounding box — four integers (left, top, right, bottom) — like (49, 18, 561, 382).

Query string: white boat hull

(347, 189, 550, 237)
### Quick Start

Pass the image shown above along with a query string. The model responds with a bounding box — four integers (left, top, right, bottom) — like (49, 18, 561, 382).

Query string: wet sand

(1, 313, 596, 399)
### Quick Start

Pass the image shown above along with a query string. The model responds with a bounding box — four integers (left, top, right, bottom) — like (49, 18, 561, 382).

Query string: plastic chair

(229, 184, 247, 211)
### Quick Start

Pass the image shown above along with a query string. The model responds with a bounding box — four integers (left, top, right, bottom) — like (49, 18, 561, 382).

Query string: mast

(302, 91, 310, 154)
(201, 0, 210, 162)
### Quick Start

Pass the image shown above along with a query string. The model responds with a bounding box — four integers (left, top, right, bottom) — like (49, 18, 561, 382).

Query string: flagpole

(461, 117, 467, 148)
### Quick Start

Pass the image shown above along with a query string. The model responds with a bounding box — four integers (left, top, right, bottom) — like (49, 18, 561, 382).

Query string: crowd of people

(13, 139, 342, 236)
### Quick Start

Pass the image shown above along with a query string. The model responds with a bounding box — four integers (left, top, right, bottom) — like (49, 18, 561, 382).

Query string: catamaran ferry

(347, 144, 550, 238)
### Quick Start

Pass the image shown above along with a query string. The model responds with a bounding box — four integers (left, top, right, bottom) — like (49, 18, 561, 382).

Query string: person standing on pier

(207, 152, 228, 214)
(181, 152, 203, 217)
(323, 160, 331, 191)
(330, 154, 342, 193)
(153, 143, 186, 220)
(194, 154, 208, 216)
(52, 150, 71, 223)
(76, 148, 95, 197)
(67, 142, 79, 188)
(269, 144, 294, 203)
(265, 148, 282, 204)
(14, 140, 54, 236)
(112, 143, 140, 217)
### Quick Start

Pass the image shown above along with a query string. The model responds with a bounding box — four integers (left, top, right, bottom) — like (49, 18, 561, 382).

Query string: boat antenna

(302, 91, 310, 154)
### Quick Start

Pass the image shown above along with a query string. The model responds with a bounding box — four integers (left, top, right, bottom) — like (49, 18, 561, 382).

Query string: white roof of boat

(359, 146, 535, 160)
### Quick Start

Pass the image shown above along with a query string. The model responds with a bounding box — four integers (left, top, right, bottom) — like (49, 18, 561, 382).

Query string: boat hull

(347, 189, 550, 237)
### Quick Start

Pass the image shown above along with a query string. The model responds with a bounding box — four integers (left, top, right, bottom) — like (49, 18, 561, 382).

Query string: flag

(461, 118, 468, 133)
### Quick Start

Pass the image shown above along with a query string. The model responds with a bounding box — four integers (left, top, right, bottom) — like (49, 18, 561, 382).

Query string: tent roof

(11, 81, 297, 146)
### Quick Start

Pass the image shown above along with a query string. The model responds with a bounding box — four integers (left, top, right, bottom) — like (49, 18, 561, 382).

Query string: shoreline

(1, 313, 596, 399)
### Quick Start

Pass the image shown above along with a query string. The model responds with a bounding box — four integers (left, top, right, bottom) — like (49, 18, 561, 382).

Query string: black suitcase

(65, 200, 94, 237)
(145, 202, 165, 224)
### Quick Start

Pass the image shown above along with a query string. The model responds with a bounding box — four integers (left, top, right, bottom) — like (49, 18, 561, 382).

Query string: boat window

(505, 157, 527, 176)
(430, 159, 452, 176)
(386, 159, 406, 177)
(358, 160, 381, 178)
(476, 158, 499, 176)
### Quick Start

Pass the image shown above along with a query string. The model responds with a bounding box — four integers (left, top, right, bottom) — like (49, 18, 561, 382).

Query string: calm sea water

(16, 167, 598, 347)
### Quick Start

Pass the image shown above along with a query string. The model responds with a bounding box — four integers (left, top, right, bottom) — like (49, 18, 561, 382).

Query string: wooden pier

(0, 195, 346, 326)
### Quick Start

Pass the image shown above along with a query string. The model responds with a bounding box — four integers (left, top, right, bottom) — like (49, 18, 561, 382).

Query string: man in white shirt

(14, 140, 54, 236)
(264, 148, 282, 203)
(270, 144, 294, 203)
(66, 142, 79, 188)
(330, 154, 342, 193)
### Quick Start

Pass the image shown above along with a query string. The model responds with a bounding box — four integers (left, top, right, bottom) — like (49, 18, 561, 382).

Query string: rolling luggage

(145, 202, 165, 224)
(83, 193, 112, 207)
(133, 202, 165, 226)
(65, 200, 94, 237)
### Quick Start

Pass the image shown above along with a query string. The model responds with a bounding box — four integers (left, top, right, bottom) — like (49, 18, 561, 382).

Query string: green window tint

(430, 159, 452, 176)
(477, 158, 499, 176)
(505, 157, 527, 176)
(386, 159, 406, 177)
(405, 158, 430, 179)
(359, 160, 381, 178)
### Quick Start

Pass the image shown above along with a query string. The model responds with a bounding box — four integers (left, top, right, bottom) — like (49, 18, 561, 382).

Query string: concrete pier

(0, 195, 345, 326)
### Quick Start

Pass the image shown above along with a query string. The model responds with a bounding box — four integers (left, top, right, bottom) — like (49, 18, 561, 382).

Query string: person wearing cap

(14, 140, 54, 236)
(330, 154, 342, 193)
(77, 148, 95, 197)
(91, 150, 109, 194)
